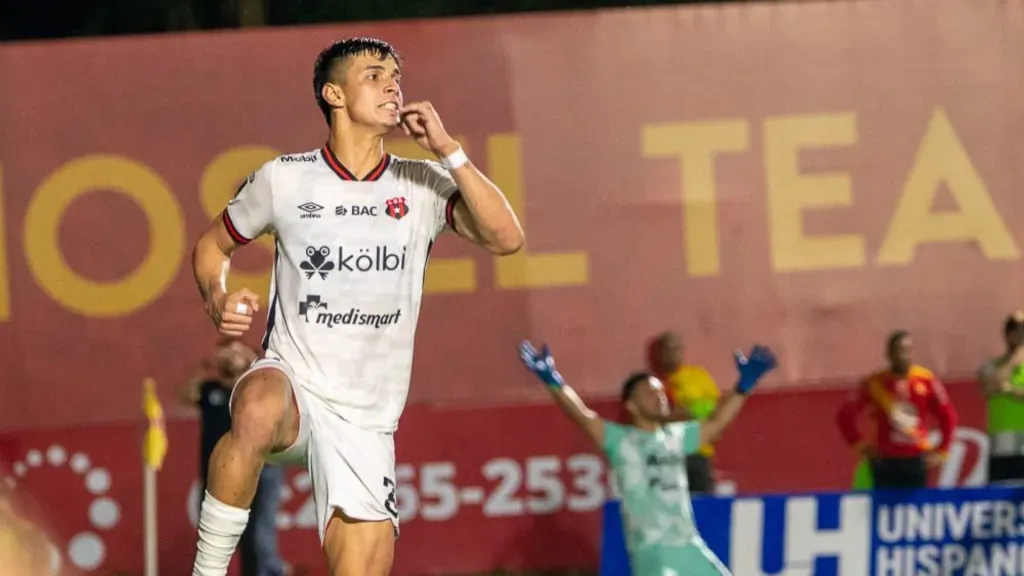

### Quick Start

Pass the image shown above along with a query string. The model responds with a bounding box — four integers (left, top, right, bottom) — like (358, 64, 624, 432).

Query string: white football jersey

(223, 146, 461, 432)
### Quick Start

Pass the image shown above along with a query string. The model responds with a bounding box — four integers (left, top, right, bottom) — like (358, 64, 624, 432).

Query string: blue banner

(601, 486, 1024, 575)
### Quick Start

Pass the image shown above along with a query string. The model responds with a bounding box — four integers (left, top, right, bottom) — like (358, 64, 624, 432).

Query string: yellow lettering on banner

(490, 134, 589, 289)
(24, 155, 185, 317)
(764, 113, 865, 272)
(642, 120, 750, 277)
(386, 137, 476, 293)
(876, 108, 1019, 265)
(0, 164, 9, 321)
(200, 146, 280, 302)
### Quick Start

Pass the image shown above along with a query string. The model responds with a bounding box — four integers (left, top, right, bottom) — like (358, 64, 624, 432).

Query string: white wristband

(440, 146, 469, 171)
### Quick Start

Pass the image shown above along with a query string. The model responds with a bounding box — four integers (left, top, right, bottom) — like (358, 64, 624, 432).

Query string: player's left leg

(306, 413, 399, 576)
(323, 512, 394, 576)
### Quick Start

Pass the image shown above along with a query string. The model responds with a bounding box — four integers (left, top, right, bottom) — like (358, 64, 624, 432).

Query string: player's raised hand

(518, 340, 565, 389)
(733, 345, 778, 395)
(207, 288, 260, 336)
(399, 101, 460, 158)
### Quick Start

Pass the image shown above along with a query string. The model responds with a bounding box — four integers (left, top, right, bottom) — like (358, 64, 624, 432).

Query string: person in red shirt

(836, 330, 958, 489)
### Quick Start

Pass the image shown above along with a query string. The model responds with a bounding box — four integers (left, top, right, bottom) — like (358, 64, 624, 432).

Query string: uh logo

(723, 427, 988, 576)
(727, 492, 871, 576)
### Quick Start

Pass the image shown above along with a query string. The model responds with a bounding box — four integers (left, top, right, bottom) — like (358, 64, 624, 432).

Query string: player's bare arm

(548, 380, 606, 446)
(191, 216, 261, 337)
(697, 393, 747, 447)
(400, 101, 524, 254)
(518, 341, 605, 446)
(698, 346, 777, 446)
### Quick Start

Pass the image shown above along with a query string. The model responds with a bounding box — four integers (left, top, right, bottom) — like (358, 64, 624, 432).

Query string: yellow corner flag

(142, 378, 168, 471)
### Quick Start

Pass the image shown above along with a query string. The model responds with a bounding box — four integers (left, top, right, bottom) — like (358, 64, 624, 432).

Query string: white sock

(192, 491, 250, 576)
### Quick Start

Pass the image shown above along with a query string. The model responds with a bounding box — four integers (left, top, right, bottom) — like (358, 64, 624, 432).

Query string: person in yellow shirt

(647, 332, 721, 494)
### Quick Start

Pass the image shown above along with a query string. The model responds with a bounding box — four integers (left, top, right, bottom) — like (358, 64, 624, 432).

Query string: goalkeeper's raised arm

(517, 341, 777, 447)
(518, 341, 606, 446)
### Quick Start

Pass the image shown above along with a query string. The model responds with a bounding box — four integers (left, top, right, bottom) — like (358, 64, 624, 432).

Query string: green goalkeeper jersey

(602, 421, 703, 551)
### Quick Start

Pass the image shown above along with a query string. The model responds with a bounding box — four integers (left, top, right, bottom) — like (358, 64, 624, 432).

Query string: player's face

(627, 377, 670, 421)
(888, 336, 913, 373)
(339, 54, 403, 131)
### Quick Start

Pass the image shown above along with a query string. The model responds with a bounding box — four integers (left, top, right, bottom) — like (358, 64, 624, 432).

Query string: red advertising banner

(0, 0, 1022, 431)
(0, 383, 991, 575)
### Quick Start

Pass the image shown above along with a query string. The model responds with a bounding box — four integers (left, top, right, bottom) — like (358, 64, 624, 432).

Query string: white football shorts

(231, 357, 399, 542)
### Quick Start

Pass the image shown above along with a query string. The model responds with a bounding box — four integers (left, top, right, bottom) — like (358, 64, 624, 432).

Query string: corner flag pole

(144, 460, 157, 576)
(142, 377, 168, 576)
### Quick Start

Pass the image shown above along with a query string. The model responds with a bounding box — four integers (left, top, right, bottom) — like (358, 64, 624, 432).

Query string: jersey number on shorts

(383, 477, 399, 519)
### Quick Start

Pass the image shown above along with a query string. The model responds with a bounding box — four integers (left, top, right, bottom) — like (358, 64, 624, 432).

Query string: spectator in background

(977, 311, 1024, 485)
(180, 339, 288, 576)
(837, 330, 958, 490)
(648, 332, 720, 494)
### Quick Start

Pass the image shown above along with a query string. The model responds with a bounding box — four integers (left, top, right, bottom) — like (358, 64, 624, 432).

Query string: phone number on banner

(395, 454, 608, 522)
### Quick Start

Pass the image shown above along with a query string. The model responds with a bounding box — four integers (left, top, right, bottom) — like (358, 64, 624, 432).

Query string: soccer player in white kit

(189, 37, 524, 576)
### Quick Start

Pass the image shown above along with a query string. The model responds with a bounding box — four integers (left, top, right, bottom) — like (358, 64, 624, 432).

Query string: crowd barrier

(600, 485, 1024, 576)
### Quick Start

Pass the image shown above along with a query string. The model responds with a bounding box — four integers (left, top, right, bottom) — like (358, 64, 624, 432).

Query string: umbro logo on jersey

(385, 197, 409, 220)
(300, 246, 335, 279)
(298, 202, 324, 218)
(335, 205, 378, 217)
(298, 294, 402, 329)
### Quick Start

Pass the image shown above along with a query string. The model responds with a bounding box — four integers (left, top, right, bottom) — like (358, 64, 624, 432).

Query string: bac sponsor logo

(300, 245, 407, 278)
(281, 153, 318, 163)
(298, 295, 402, 329)
(335, 205, 378, 217)
(297, 202, 323, 219)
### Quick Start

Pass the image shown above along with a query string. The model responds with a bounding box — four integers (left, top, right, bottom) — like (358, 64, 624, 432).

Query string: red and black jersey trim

(320, 145, 391, 182)
(445, 191, 462, 233)
(222, 210, 252, 245)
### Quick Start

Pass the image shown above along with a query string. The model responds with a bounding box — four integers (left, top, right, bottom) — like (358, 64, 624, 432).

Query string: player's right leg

(192, 363, 301, 576)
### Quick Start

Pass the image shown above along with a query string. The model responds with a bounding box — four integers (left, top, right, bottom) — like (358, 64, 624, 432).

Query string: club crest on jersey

(384, 197, 409, 220)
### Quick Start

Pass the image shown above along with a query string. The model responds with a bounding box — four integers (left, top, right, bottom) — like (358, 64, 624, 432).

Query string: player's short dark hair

(886, 330, 909, 355)
(621, 372, 655, 403)
(313, 37, 402, 125)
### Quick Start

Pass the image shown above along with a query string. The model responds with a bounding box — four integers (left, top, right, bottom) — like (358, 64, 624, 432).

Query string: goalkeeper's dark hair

(621, 372, 655, 403)
(313, 37, 402, 125)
